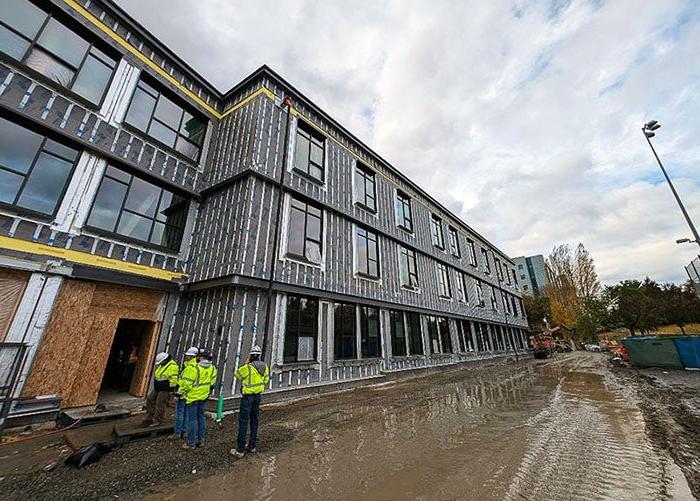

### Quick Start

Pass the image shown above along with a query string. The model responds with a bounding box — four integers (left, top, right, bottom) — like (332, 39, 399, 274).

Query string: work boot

(229, 449, 245, 459)
(182, 443, 195, 450)
(245, 444, 257, 453)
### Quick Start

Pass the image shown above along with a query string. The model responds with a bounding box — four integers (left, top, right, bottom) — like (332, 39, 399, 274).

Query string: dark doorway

(99, 319, 153, 399)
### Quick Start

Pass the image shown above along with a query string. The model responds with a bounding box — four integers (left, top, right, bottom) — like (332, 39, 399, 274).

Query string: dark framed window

(438, 317, 452, 354)
(389, 310, 406, 357)
(0, 0, 117, 105)
(457, 320, 474, 352)
(334, 302, 356, 360)
(437, 263, 451, 298)
(406, 312, 423, 355)
(283, 295, 319, 363)
(490, 286, 499, 311)
(448, 227, 460, 257)
(502, 291, 511, 315)
(399, 246, 418, 289)
(455, 271, 468, 303)
(496, 258, 504, 281)
(287, 197, 323, 265)
(354, 163, 376, 212)
(0, 116, 78, 216)
(355, 226, 379, 278)
(431, 215, 445, 248)
(86, 165, 188, 251)
(395, 190, 413, 232)
(124, 78, 207, 161)
(481, 248, 491, 274)
(511, 296, 519, 316)
(360, 306, 381, 358)
(506, 267, 512, 285)
(467, 239, 477, 266)
(293, 120, 324, 182)
(426, 315, 440, 354)
(475, 279, 485, 307)
(512, 269, 518, 285)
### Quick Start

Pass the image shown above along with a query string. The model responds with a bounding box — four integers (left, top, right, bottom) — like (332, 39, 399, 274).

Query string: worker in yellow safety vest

(230, 344, 269, 458)
(172, 346, 198, 440)
(179, 347, 217, 449)
(142, 352, 179, 427)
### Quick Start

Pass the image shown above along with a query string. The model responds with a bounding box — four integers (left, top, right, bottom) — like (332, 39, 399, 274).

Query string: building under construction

(0, 0, 529, 419)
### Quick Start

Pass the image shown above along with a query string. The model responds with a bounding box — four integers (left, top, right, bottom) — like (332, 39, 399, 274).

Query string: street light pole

(642, 121, 700, 249)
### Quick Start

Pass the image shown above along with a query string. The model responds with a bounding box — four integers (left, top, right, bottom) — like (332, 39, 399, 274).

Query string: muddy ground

(1, 353, 697, 500)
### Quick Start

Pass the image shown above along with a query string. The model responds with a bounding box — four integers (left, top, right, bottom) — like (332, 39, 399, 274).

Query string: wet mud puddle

(154, 354, 693, 500)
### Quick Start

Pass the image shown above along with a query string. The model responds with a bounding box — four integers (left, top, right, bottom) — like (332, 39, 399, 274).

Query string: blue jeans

(174, 398, 186, 437)
(237, 393, 262, 452)
(186, 401, 206, 447)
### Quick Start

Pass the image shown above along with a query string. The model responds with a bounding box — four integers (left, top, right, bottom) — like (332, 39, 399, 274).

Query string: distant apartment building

(0, 0, 529, 417)
(513, 255, 549, 296)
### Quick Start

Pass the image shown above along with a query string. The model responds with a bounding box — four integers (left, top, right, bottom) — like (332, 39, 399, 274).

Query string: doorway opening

(99, 319, 155, 402)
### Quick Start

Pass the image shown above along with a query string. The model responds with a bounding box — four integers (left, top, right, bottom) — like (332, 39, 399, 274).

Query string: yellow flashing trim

(220, 87, 276, 119)
(0, 236, 187, 282)
(62, 0, 276, 119)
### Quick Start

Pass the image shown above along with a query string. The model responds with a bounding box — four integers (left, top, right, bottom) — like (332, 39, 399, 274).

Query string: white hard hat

(155, 352, 169, 364)
(185, 346, 199, 357)
(250, 345, 262, 355)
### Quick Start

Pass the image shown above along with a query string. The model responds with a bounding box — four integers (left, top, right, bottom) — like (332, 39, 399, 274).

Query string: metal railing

(0, 342, 28, 437)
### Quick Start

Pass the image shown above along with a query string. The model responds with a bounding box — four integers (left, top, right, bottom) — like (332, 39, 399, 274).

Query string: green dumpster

(622, 336, 683, 369)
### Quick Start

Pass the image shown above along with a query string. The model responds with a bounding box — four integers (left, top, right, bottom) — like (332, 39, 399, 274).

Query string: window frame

(0, 118, 80, 219)
(481, 248, 491, 274)
(359, 305, 381, 359)
(333, 302, 357, 361)
(354, 162, 376, 213)
(467, 239, 477, 266)
(123, 77, 208, 163)
(436, 262, 452, 299)
(354, 224, 380, 279)
(285, 196, 324, 266)
(395, 190, 413, 233)
(293, 119, 326, 183)
(0, 1, 118, 109)
(406, 311, 424, 355)
(475, 279, 485, 307)
(448, 226, 461, 258)
(283, 294, 319, 363)
(431, 214, 445, 249)
(438, 317, 453, 354)
(398, 245, 419, 290)
(84, 165, 189, 253)
(389, 309, 407, 357)
(455, 270, 468, 303)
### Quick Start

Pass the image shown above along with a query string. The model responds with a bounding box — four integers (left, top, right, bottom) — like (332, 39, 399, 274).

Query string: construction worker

(142, 352, 179, 427)
(230, 345, 269, 458)
(173, 346, 199, 439)
(179, 347, 217, 449)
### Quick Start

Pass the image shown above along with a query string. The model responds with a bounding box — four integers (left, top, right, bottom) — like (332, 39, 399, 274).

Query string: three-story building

(0, 0, 528, 415)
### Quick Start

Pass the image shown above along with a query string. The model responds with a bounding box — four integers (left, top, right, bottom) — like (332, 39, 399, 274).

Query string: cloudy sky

(117, 0, 700, 285)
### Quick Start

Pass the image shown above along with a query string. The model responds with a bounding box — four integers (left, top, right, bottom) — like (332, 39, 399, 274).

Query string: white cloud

(116, 0, 700, 284)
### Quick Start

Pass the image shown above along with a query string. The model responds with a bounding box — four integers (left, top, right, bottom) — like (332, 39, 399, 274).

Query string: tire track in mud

(504, 356, 692, 501)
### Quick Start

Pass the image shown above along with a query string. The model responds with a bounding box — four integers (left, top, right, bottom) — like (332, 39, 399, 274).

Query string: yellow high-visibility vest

(234, 363, 270, 395)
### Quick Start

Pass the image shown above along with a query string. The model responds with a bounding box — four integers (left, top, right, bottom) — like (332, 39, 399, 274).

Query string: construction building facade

(0, 0, 529, 417)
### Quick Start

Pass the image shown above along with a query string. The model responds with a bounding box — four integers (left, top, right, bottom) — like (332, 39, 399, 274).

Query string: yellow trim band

(0, 236, 187, 282)
(62, 0, 275, 119)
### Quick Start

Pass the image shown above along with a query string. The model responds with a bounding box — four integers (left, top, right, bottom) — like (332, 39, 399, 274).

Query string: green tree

(659, 281, 700, 334)
(522, 294, 551, 331)
(603, 279, 662, 335)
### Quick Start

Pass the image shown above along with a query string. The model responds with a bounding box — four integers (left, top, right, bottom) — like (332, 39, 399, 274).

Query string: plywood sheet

(23, 278, 165, 408)
(130, 322, 159, 397)
(0, 269, 29, 342)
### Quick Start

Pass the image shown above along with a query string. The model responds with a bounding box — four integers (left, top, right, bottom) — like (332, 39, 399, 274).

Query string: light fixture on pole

(642, 121, 700, 249)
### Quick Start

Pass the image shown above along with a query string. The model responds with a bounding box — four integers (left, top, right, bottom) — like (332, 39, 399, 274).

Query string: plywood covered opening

(22, 279, 165, 408)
